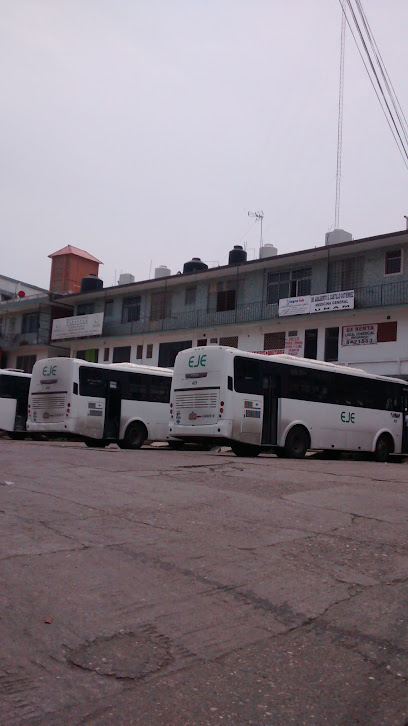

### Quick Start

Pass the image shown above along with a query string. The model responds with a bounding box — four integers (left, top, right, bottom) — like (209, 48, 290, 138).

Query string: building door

(158, 340, 192, 368)
(261, 373, 278, 445)
(324, 327, 339, 362)
(304, 329, 318, 359)
(104, 379, 121, 440)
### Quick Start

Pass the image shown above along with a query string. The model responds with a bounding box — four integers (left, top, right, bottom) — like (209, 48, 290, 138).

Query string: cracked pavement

(1, 439, 408, 725)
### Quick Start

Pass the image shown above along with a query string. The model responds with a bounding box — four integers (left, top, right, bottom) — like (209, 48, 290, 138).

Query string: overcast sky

(1, 0, 408, 290)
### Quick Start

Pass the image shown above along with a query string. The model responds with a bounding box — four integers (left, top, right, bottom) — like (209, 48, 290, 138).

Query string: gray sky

(1, 0, 408, 290)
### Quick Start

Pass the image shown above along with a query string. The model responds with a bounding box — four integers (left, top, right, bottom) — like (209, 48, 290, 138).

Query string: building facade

(39, 228, 408, 379)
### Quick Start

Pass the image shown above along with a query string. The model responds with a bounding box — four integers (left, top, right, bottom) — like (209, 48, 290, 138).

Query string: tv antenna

(248, 210, 264, 251)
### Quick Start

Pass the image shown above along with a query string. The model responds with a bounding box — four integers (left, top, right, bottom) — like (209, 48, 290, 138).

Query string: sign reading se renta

(342, 324, 378, 346)
(51, 313, 104, 340)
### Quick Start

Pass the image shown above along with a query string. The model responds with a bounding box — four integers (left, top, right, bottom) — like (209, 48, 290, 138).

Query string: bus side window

(73, 382, 78, 395)
(228, 376, 233, 391)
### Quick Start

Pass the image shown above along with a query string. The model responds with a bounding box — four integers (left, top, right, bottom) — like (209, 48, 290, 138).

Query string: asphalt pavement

(1, 439, 408, 726)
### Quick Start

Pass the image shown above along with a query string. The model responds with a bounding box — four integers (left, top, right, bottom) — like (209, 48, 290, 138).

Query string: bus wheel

(284, 426, 310, 459)
(230, 443, 261, 457)
(120, 422, 147, 450)
(85, 439, 106, 448)
(374, 434, 393, 462)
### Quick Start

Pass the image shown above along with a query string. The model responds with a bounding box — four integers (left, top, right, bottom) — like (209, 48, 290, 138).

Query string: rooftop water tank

(155, 265, 171, 279)
(228, 245, 247, 265)
(183, 257, 209, 274)
(118, 273, 135, 285)
(325, 229, 352, 246)
(259, 244, 278, 259)
(80, 274, 104, 293)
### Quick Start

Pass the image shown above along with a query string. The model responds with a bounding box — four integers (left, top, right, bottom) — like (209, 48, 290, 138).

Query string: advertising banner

(310, 290, 354, 313)
(278, 296, 311, 317)
(51, 312, 104, 340)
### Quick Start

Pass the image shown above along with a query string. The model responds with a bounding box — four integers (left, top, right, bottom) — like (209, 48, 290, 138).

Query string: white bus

(27, 357, 173, 448)
(169, 346, 408, 461)
(0, 369, 31, 438)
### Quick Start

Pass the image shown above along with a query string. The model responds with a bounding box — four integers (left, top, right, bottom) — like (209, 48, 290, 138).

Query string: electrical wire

(338, 0, 408, 171)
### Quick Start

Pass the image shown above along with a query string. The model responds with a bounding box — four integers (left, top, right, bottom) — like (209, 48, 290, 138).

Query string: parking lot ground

(1, 439, 408, 726)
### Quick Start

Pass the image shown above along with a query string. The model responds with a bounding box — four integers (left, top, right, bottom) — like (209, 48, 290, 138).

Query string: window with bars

(146, 344, 153, 359)
(377, 321, 397, 342)
(136, 345, 143, 359)
(219, 336, 238, 348)
(216, 289, 236, 312)
(21, 313, 39, 334)
(328, 257, 364, 291)
(385, 249, 402, 275)
(122, 296, 141, 323)
(264, 332, 286, 350)
(266, 268, 311, 304)
(16, 354, 36, 374)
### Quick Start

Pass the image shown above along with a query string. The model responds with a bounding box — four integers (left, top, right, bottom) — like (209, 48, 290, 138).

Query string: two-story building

(46, 228, 408, 379)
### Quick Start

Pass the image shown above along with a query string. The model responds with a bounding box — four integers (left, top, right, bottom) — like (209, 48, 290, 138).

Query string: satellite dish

(17, 290, 26, 298)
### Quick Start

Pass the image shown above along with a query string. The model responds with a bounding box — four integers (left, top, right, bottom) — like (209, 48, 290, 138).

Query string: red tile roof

(48, 245, 103, 263)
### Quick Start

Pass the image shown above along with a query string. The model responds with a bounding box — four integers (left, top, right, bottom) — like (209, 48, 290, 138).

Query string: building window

(103, 348, 110, 362)
(216, 289, 236, 312)
(219, 336, 239, 348)
(264, 332, 285, 350)
(146, 344, 153, 359)
(104, 299, 114, 318)
(150, 292, 171, 321)
(77, 303, 94, 316)
(76, 349, 99, 363)
(21, 312, 39, 334)
(158, 340, 192, 368)
(377, 321, 397, 342)
(136, 345, 143, 359)
(197, 338, 207, 346)
(266, 268, 311, 305)
(122, 296, 141, 323)
(324, 327, 339, 362)
(16, 354, 37, 373)
(328, 257, 364, 291)
(185, 287, 197, 305)
(113, 346, 131, 363)
(385, 250, 402, 275)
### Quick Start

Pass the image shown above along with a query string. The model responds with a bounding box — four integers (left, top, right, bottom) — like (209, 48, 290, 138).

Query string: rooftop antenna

(404, 215, 408, 230)
(334, 1, 346, 230)
(248, 210, 264, 252)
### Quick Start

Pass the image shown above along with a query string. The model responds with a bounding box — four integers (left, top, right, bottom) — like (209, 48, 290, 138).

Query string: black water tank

(183, 257, 209, 274)
(80, 274, 104, 293)
(228, 245, 247, 265)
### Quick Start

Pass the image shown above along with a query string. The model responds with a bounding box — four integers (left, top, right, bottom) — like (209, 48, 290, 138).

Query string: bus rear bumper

(169, 420, 232, 440)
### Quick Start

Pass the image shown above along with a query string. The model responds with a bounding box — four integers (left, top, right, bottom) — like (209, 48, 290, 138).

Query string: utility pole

(248, 210, 264, 253)
(335, 1, 346, 230)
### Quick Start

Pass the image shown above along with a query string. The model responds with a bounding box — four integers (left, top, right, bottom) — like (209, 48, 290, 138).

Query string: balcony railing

(102, 278, 408, 338)
(0, 329, 51, 347)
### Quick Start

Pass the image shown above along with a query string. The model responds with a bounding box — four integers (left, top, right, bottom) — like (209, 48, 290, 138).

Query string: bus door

(14, 378, 30, 431)
(261, 372, 278, 445)
(104, 379, 121, 440)
(402, 387, 408, 454)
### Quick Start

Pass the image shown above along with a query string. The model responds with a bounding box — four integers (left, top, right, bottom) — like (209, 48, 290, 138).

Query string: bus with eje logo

(0, 369, 31, 438)
(27, 357, 173, 448)
(169, 346, 408, 460)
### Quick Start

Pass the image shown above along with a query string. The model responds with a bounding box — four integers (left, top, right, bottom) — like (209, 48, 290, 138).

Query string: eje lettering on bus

(341, 412, 355, 423)
(42, 365, 57, 377)
(188, 354, 207, 368)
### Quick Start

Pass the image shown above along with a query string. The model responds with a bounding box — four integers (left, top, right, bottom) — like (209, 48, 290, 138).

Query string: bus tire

(284, 425, 310, 459)
(374, 433, 393, 462)
(230, 443, 261, 457)
(119, 422, 147, 450)
(85, 439, 106, 448)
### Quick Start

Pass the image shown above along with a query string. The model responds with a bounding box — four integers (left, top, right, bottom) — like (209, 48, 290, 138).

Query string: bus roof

(0, 369, 31, 378)
(37, 358, 173, 376)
